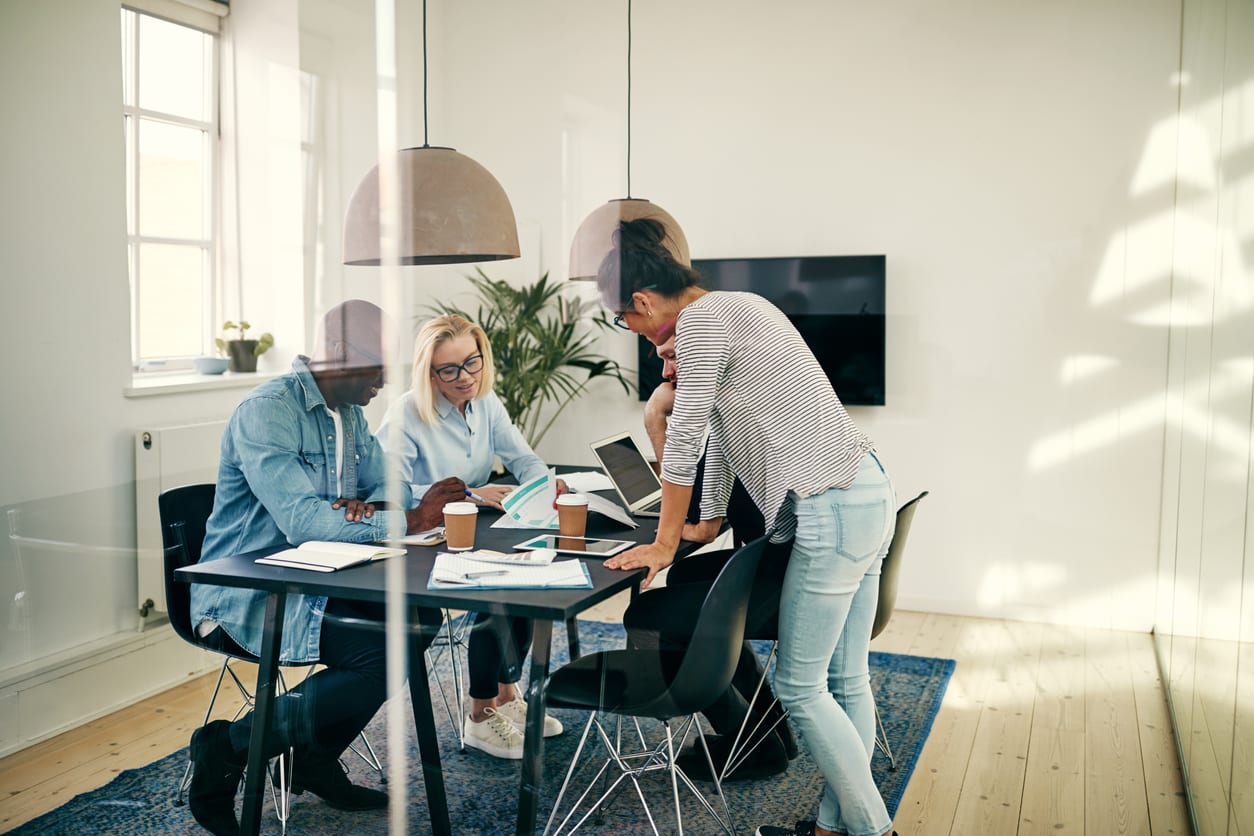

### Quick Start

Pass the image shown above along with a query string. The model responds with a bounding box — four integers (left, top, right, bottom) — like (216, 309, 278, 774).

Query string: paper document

(446, 549, 557, 566)
(256, 541, 404, 572)
(493, 470, 560, 529)
(392, 527, 445, 546)
(582, 491, 636, 528)
(560, 471, 615, 492)
(491, 469, 636, 529)
(427, 553, 591, 589)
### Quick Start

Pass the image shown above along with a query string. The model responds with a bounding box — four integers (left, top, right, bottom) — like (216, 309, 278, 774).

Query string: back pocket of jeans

(833, 498, 891, 562)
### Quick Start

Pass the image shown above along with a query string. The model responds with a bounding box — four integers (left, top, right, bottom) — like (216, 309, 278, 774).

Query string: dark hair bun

(597, 219, 701, 309)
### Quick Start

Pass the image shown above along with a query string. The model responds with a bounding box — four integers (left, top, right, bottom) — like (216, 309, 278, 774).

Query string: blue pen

(465, 489, 488, 504)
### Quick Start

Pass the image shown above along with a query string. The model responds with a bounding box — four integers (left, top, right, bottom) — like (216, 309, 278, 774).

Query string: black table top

(176, 498, 664, 621)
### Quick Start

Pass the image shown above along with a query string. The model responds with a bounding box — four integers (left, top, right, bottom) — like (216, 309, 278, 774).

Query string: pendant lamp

(568, 0, 689, 280)
(343, 0, 519, 266)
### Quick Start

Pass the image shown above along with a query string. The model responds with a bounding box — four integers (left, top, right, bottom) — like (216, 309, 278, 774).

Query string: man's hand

(602, 541, 677, 590)
(405, 476, 468, 533)
(332, 498, 375, 522)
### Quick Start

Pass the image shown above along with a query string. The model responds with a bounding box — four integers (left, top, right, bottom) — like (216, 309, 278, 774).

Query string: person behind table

(187, 299, 467, 836)
(597, 220, 898, 836)
(624, 334, 798, 781)
(376, 313, 567, 760)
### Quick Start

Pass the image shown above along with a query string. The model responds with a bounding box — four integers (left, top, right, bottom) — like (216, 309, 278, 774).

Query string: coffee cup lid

(555, 493, 589, 506)
(443, 501, 477, 514)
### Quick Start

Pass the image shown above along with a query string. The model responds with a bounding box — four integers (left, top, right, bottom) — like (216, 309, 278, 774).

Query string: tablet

(513, 535, 635, 557)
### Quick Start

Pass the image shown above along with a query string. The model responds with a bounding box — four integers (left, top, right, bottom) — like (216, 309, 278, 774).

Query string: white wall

(419, 0, 1184, 630)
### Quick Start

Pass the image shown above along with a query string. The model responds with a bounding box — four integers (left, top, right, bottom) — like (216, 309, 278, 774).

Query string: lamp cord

(624, 0, 632, 199)
(626, 0, 632, 198)
(422, 0, 429, 147)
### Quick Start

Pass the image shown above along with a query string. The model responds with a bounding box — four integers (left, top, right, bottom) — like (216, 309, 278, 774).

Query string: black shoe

(677, 733, 788, 782)
(756, 824, 895, 836)
(287, 753, 388, 811)
(189, 720, 244, 836)
(754, 823, 815, 836)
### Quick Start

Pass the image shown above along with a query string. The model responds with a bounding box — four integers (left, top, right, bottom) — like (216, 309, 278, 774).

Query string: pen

(465, 489, 489, 504)
(464, 570, 508, 579)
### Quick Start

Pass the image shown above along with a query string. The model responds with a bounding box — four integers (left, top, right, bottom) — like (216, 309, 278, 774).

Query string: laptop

(589, 432, 663, 517)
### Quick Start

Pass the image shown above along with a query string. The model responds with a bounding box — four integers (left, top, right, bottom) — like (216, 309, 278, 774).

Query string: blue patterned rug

(11, 622, 953, 835)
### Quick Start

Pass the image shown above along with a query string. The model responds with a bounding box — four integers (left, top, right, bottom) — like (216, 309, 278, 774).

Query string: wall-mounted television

(637, 255, 886, 405)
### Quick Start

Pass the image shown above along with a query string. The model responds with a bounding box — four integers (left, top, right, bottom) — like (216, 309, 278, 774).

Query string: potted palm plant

(215, 320, 274, 373)
(425, 269, 631, 448)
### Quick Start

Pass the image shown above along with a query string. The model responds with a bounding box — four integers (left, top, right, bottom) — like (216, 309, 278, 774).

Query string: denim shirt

(190, 357, 412, 663)
(376, 390, 547, 501)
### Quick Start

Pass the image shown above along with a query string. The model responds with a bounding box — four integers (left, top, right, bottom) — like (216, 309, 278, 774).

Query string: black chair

(541, 535, 768, 836)
(159, 483, 384, 830)
(719, 490, 929, 779)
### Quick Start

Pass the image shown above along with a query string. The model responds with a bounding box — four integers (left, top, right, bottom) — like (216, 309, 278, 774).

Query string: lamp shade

(343, 146, 520, 266)
(567, 197, 690, 280)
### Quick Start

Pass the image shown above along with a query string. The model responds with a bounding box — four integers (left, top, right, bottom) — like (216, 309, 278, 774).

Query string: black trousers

(467, 612, 533, 699)
(204, 599, 442, 759)
(622, 539, 792, 737)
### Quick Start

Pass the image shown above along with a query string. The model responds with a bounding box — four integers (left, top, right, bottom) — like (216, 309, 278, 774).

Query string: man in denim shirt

(188, 299, 466, 836)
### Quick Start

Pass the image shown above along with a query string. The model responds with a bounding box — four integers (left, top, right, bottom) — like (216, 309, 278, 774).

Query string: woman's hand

(470, 484, 513, 511)
(603, 541, 677, 590)
(332, 498, 375, 522)
(682, 517, 723, 544)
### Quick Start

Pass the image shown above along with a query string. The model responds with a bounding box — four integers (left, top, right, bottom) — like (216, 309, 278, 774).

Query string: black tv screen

(637, 255, 886, 405)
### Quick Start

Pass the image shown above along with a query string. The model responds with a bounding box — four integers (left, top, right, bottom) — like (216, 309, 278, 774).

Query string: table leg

(565, 616, 580, 661)
(408, 616, 451, 836)
(239, 591, 285, 836)
(516, 618, 554, 835)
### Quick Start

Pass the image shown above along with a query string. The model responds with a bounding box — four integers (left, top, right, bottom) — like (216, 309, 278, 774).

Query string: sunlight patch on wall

(1059, 354, 1118, 384)
(1028, 390, 1164, 470)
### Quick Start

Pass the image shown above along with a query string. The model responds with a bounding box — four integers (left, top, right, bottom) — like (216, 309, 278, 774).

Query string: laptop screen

(592, 435, 661, 506)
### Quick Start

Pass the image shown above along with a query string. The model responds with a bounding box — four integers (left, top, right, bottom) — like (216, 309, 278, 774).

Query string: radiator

(134, 421, 226, 622)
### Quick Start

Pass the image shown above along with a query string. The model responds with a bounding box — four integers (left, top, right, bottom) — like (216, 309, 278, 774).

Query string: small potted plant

(216, 320, 274, 373)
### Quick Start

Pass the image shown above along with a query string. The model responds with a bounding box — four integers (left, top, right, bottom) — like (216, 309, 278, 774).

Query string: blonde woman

(377, 314, 566, 760)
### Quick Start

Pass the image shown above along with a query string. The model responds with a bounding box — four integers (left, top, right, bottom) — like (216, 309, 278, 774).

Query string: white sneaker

(463, 707, 525, 759)
(494, 696, 564, 738)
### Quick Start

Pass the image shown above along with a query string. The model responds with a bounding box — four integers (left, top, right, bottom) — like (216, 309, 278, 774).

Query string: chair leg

(544, 712, 737, 836)
(873, 699, 895, 770)
(720, 640, 789, 783)
(424, 608, 470, 750)
(345, 729, 386, 783)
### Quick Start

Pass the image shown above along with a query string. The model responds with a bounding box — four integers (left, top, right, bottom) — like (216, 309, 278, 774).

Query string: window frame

(121, 6, 221, 372)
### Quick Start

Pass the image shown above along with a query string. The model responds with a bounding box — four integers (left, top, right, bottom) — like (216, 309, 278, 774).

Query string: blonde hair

(410, 314, 496, 424)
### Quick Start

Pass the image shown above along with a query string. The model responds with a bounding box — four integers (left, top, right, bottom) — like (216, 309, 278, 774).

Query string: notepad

(428, 553, 591, 589)
(255, 541, 405, 572)
(445, 548, 557, 566)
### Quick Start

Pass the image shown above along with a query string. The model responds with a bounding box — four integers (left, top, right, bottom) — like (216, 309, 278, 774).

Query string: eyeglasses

(611, 285, 657, 330)
(432, 353, 484, 382)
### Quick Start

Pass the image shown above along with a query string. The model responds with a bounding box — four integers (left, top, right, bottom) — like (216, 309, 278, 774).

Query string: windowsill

(124, 369, 281, 398)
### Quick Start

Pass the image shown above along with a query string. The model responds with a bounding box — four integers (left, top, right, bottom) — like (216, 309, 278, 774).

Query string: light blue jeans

(774, 451, 894, 836)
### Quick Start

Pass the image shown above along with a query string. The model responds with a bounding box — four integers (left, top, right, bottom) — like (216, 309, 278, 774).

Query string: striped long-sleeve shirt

(660, 291, 873, 541)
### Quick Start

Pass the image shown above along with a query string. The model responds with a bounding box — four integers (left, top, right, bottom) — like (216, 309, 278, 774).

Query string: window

(121, 8, 218, 369)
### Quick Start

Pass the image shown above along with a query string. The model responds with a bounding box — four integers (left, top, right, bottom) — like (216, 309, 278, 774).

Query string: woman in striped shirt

(598, 219, 897, 836)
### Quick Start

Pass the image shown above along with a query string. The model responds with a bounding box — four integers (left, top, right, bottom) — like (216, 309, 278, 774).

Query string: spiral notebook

(427, 553, 591, 590)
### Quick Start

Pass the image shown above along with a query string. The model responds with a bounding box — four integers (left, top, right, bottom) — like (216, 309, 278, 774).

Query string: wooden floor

(0, 608, 1192, 834)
